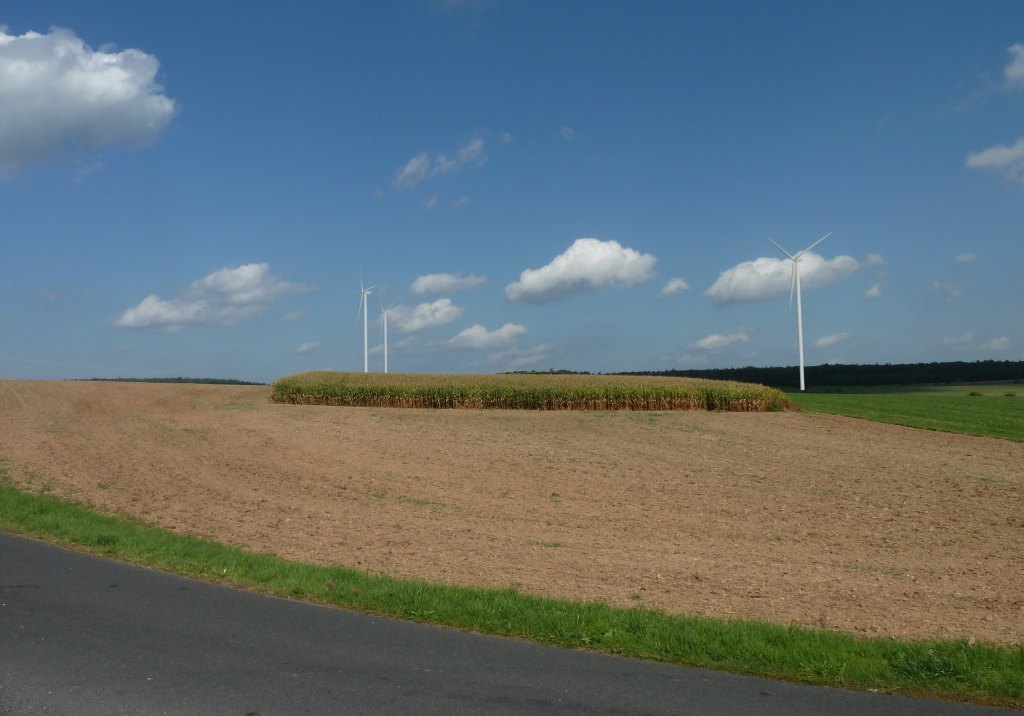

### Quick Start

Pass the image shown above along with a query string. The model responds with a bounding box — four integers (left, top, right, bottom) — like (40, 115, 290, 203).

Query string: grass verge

(789, 390, 1024, 442)
(1, 481, 1021, 708)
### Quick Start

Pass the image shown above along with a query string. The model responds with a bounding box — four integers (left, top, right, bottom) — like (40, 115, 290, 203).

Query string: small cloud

(933, 281, 967, 303)
(689, 331, 749, 351)
(500, 132, 513, 144)
(660, 277, 690, 297)
(813, 332, 850, 349)
(115, 263, 312, 332)
(953, 253, 977, 264)
(393, 137, 485, 189)
(865, 282, 883, 299)
(506, 238, 657, 303)
(487, 343, 552, 369)
(293, 341, 319, 354)
(114, 296, 201, 333)
(410, 273, 486, 295)
(559, 126, 575, 140)
(980, 336, 1010, 352)
(389, 298, 463, 332)
(394, 152, 430, 189)
(424, 194, 439, 210)
(451, 195, 470, 210)
(943, 332, 975, 348)
(448, 323, 527, 349)
(705, 253, 859, 304)
(283, 310, 306, 322)
(1005, 43, 1024, 90)
(189, 263, 310, 305)
(965, 137, 1024, 182)
(865, 253, 887, 267)
(73, 159, 104, 183)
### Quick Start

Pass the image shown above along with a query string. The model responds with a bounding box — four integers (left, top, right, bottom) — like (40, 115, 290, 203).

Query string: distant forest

(617, 360, 1024, 389)
(82, 377, 266, 386)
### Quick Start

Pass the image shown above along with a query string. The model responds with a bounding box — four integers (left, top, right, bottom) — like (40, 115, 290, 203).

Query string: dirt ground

(1, 380, 1021, 646)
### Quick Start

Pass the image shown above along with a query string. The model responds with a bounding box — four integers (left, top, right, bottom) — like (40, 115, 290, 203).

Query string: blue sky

(2, 1, 1022, 382)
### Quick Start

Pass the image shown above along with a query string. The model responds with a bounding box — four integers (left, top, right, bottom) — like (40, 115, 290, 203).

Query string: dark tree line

(617, 360, 1024, 389)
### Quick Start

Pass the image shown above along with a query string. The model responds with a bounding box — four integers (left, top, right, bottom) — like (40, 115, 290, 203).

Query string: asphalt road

(0, 532, 1012, 715)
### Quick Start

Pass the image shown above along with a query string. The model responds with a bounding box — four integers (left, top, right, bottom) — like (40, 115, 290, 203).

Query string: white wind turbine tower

(768, 232, 832, 392)
(356, 273, 375, 373)
(379, 298, 395, 374)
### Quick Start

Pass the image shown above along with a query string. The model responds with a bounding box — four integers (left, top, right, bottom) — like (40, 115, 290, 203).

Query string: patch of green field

(789, 386, 1024, 441)
(0, 478, 1021, 708)
(272, 371, 787, 411)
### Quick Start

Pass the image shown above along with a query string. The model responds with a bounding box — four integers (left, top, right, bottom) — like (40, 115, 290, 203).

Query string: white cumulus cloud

(980, 336, 1010, 352)
(115, 263, 312, 332)
(114, 295, 211, 333)
(393, 137, 485, 189)
(689, 331, 749, 351)
(705, 253, 859, 304)
(954, 253, 977, 264)
(660, 277, 690, 297)
(813, 332, 850, 349)
(965, 137, 1024, 182)
(448, 323, 527, 349)
(505, 238, 657, 303)
(188, 263, 305, 305)
(865, 282, 883, 299)
(0, 26, 176, 178)
(410, 273, 486, 295)
(293, 342, 319, 354)
(389, 298, 463, 332)
(865, 253, 887, 267)
(1005, 43, 1024, 89)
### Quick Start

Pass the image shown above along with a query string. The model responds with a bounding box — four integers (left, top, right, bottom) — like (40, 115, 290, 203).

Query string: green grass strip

(1, 481, 1021, 708)
(789, 392, 1024, 442)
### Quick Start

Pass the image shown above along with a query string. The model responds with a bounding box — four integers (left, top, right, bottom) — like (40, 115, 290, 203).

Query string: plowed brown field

(1, 380, 1021, 645)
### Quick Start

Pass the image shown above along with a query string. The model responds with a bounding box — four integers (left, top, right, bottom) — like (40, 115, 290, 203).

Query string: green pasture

(788, 383, 1024, 441)
(0, 477, 1021, 708)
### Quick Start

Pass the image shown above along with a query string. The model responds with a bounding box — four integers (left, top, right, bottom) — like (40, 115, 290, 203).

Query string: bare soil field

(1, 380, 1021, 645)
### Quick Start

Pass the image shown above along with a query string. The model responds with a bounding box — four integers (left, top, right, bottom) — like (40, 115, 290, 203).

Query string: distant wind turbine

(356, 273, 375, 373)
(768, 232, 832, 392)
(379, 298, 395, 374)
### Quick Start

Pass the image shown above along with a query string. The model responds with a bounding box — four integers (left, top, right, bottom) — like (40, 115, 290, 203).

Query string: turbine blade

(768, 238, 795, 260)
(794, 232, 832, 260)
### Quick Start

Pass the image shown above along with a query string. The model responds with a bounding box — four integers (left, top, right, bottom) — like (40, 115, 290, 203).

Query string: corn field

(271, 371, 790, 411)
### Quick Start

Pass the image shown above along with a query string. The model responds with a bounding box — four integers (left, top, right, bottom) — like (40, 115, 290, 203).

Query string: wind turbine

(379, 298, 395, 374)
(356, 273, 375, 373)
(768, 232, 832, 392)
